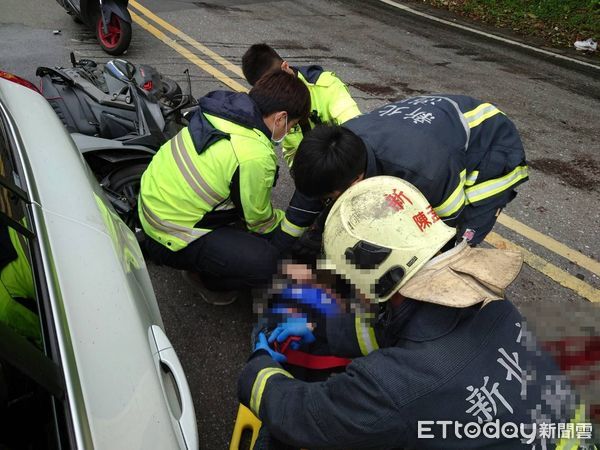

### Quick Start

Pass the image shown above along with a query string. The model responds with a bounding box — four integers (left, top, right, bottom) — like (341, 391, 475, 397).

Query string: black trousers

(143, 226, 280, 291)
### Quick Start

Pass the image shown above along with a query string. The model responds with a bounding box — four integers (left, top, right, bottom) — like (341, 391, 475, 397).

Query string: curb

(378, 0, 600, 73)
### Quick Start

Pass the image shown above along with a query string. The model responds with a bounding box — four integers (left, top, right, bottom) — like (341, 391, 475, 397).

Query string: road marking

(129, 0, 245, 80)
(497, 214, 600, 277)
(378, 0, 600, 72)
(129, 10, 247, 92)
(130, 1, 600, 301)
(486, 232, 600, 303)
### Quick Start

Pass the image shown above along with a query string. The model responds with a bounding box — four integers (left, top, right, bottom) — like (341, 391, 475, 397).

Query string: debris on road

(574, 38, 597, 52)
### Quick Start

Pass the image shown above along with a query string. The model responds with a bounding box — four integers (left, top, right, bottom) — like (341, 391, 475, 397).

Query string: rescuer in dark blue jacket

(237, 177, 592, 450)
(290, 95, 529, 246)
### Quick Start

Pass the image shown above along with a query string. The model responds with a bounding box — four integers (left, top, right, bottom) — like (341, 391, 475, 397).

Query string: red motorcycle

(57, 0, 132, 55)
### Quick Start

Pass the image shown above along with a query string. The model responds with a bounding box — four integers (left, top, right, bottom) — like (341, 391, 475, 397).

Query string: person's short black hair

(242, 43, 284, 86)
(291, 125, 367, 198)
(249, 70, 310, 121)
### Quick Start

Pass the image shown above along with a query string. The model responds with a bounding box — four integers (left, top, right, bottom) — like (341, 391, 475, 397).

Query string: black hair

(249, 71, 310, 121)
(242, 44, 284, 86)
(291, 125, 367, 198)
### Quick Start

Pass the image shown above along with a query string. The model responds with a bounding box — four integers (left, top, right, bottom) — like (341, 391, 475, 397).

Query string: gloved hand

(268, 317, 316, 350)
(254, 332, 287, 363)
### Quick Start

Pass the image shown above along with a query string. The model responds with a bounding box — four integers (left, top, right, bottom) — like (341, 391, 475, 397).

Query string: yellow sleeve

(238, 156, 284, 234)
(282, 128, 302, 168)
(319, 72, 361, 124)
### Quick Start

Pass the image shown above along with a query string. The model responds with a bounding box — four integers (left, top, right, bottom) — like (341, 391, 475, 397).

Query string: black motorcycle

(37, 54, 195, 231)
(57, 0, 132, 55)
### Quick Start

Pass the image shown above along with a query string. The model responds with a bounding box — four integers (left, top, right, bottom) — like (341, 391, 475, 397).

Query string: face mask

(271, 114, 288, 144)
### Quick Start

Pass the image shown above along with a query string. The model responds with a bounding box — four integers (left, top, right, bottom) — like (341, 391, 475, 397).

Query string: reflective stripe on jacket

(347, 95, 528, 223)
(238, 299, 588, 449)
(140, 109, 284, 251)
(282, 65, 361, 167)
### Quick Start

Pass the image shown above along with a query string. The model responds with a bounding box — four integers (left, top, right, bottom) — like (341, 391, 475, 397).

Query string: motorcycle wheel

(160, 77, 182, 105)
(106, 163, 148, 231)
(96, 13, 132, 56)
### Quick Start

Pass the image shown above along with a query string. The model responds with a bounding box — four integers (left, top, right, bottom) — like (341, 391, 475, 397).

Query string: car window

(0, 105, 69, 449)
(0, 111, 40, 348)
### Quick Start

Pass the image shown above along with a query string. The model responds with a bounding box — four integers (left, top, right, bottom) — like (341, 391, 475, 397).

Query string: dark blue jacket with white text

(239, 299, 586, 449)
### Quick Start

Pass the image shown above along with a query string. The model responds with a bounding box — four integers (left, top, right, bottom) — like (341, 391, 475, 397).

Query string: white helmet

(321, 176, 456, 302)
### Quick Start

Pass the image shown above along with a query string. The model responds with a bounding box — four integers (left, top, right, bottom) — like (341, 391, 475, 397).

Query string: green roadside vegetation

(418, 0, 599, 50)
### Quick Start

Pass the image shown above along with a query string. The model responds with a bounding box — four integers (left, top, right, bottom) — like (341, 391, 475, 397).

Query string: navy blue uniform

(239, 299, 588, 449)
(284, 95, 528, 246)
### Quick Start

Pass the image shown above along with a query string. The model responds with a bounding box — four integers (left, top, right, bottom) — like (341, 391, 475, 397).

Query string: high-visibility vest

(0, 226, 41, 347)
(282, 69, 361, 167)
(139, 114, 284, 251)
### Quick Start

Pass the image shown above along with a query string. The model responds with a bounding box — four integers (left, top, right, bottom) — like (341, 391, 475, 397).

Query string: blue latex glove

(254, 332, 287, 363)
(268, 317, 316, 350)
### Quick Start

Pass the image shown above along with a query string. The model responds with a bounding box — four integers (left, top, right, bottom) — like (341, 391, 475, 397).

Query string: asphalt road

(1, 0, 599, 448)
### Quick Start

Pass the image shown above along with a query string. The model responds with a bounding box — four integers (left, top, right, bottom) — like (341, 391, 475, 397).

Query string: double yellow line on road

(129, 0, 246, 92)
(128, 0, 600, 303)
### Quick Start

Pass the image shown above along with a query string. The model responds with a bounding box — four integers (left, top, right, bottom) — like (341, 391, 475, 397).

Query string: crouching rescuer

(237, 176, 595, 449)
(289, 95, 529, 251)
(138, 71, 310, 305)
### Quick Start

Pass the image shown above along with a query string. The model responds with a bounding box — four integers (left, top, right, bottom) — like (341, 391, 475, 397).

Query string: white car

(0, 72, 198, 449)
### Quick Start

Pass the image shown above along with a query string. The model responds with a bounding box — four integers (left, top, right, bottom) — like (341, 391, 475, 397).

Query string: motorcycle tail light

(0, 70, 40, 93)
(142, 80, 153, 91)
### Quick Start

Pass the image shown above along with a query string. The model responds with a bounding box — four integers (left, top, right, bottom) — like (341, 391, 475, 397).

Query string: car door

(0, 101, 76, 449)
(0, 74, 198, 449)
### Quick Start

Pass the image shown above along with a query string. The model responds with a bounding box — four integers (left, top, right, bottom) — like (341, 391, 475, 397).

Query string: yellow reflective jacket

(139, 91, 284, 251)
(282, 65, 360, 166)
